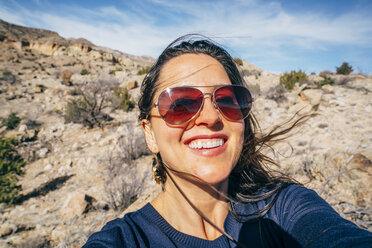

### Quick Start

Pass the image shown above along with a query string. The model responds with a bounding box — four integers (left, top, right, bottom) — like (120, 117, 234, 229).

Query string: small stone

(298, 141, 307, 146)
(322, 84, 334, 93)
(39, 148, 49, 158)
(59, 192, 91, 219)
(66, 158, 73, 167)
(60, 70, 73, 86)
(44, 164, 52, 171)
(126, 80, 138, 90)
(93, 132, 102, 141)
(72, 143, 79, 151)
(329, 99, 345, 107)
(51, 228, 66, 243)
(18, 124, 27, 132)
(0, 223, 15, 237)
(26, 129, 37, 140)
(58, 164, 72, 174)
(300, 89, 322, 106)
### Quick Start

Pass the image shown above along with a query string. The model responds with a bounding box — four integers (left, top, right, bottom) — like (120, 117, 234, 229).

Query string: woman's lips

(188, 138, 224, 149)
(185, 135, 228, 157)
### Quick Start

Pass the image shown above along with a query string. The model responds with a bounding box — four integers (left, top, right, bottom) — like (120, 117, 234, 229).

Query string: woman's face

(142, 54, 245, 186)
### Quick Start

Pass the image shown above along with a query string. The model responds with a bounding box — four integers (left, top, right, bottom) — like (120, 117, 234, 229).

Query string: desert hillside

(0, 19, 371, 247)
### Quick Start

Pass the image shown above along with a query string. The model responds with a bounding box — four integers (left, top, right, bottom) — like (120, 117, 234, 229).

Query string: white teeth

(188, 139, 224, 149)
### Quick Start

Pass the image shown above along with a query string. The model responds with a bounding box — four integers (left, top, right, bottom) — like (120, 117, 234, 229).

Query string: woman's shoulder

(82, 203, 157, 248)
(265, 184, 372, 247)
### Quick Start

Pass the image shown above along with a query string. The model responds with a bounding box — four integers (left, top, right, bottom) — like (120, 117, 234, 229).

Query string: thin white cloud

(0, 0, 371, 72)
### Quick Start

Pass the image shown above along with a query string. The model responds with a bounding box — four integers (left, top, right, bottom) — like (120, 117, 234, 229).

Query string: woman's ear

(141, 119, 159, 153)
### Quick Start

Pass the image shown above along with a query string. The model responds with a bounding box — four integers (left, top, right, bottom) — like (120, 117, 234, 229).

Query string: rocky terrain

(0, 19, 371, 247)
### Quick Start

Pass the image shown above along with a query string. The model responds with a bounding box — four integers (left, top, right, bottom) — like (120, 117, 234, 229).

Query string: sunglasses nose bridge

(202, 92, 217, 108)
(199, 92, 221, 117)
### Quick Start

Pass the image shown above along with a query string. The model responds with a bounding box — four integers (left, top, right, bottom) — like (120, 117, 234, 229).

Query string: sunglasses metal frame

(153, 85, 254, 125)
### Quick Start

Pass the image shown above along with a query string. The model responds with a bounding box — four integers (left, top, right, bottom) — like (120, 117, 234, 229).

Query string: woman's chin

(193, 169, 230, 186)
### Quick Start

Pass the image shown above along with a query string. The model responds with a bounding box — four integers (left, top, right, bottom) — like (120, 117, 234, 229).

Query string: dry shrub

(233, 57, 243, 66)
(102, 125, 148, 211)
(320, 70, 333, 75)
(53, 213, 106, 248)
(333, 75, 358, 85)
(112, 87, 135, 112)
(64, 79, 118, 128)
(247, 83, 261, 96)
(13, 236, 50, 248)
(292, 148, 372, 230)
(280, 70, 308, 90)
(266, 85, 287, 103)
(336, 62, 353, 75)
(137, 66, 150, 75)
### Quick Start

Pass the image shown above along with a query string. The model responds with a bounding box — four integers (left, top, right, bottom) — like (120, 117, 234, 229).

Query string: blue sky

(1, 0, 371, 74)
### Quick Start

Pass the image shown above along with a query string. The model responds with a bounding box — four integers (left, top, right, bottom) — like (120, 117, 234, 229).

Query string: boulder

(126, 80, 138, 90)
(60, 70, 73, 86)
(18, 124, 27, 132)
(322, 84, 334, 94)
(34, 84, 46, 93)
(59, 192, 94, 219)
(0, 223, 16, 237)
(50, 227, 66, 244)
(38, 147, 49, 158)
(300, 89, 322, 106)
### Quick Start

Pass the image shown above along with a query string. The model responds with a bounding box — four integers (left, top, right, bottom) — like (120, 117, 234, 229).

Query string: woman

(84, 35, 371, 247)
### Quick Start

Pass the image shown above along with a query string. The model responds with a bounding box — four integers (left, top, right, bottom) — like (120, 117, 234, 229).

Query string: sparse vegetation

(0, 71, 16, 84)
(80, 69, 90, 75)
(103, 129, 144, 211)
(2, 113, 21, 130)
(63, 62, 75, 67)
(333, 75, 357, 85)
(113, 87, 135, 112)
(266, 85, 287, 102)
(0, 33, 7, 41)
(64, 79, 117, 128)
(0, 137, 26, 205)
(336, 62, 353, 75)
(38, 63, 45, 71)
(316, 74, 334, 88)
(137, 66, 150, 75)
(280, 70, 308, 90)
(109, 67, 123, 75)
(320, 70, 333, 75)
(233, 57, 243, 66)
(247, 83, 261, 96)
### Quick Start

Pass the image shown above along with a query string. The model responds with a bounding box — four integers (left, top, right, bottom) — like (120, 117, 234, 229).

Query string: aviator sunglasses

(153, 85, 253, 125)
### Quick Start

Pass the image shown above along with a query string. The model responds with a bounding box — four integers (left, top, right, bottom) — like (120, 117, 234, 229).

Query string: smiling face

(142, 54, 245, 186)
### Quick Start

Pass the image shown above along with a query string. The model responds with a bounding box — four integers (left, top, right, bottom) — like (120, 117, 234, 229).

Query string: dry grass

(101, 124, 146, 211)
(287, 146, 372, 231)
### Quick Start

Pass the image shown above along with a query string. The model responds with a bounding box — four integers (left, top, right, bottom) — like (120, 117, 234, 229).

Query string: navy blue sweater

(83, 185, 372, 247)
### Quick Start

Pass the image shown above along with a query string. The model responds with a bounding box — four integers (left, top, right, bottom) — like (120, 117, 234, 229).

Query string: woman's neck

(151, 173, 230, 240)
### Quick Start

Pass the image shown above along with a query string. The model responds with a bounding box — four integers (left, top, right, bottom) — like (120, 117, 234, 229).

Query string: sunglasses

(153, 85, 253, 125)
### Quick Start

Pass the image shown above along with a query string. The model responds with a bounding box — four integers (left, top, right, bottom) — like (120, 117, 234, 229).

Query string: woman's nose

(194, 95, 222, 128)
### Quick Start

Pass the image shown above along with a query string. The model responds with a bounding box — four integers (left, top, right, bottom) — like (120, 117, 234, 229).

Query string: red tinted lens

(157, 87, 204, 124)
(214, 86, 252, 120)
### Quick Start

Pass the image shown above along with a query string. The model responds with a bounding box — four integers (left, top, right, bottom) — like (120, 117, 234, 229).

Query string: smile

(188, 139, 224, 149)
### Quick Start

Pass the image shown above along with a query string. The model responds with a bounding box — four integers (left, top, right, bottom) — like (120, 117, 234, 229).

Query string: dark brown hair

(138, 34, 307, 218)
